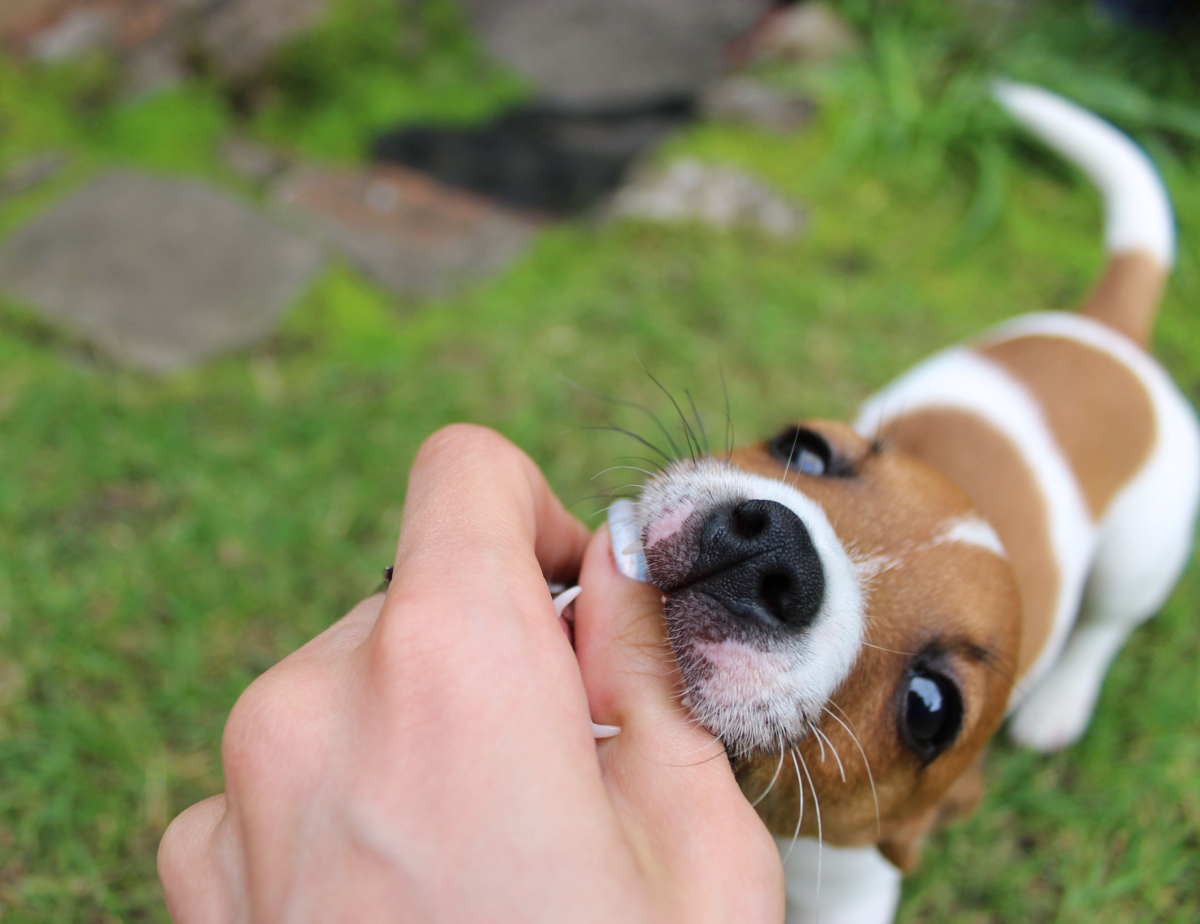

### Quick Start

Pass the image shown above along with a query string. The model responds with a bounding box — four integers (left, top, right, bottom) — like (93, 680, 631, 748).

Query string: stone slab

(200, 0, 328, 82)
(0, 170, 324, 372)
(609, 159, 805, 238)
(700, 78, 816, 133)
(3, 0, 329, 88)
(459, 0, 774, 108)
(753, 1, 861, 64)
(276, 165, 537, 297)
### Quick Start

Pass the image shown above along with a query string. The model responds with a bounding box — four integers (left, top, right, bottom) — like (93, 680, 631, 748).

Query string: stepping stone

(700, 78, 816, 134)
(459, 0, 774, 107)
(751, 1, 861, 64)
(0, 170, 324, 372)
(3, 0, 331, 89)
(0, 154, 70, 205)
(609, 159, 805, 238)
(200, 0, 330, 83)
(276, 164, 537, 297)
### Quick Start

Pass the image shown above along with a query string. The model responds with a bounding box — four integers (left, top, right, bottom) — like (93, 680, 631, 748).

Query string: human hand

(158, 424, 782, 923)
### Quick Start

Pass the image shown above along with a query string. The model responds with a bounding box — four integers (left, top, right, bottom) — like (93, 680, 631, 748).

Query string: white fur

(855, 346, 1097, 697)
(992, 80, 1175, 267)
(636, 457, 867, 751)
(777, 838, 901, 924)
(933, 514, 1007, 557)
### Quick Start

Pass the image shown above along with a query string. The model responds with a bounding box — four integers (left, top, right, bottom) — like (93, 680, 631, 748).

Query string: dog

(604, 82, 1200, 923)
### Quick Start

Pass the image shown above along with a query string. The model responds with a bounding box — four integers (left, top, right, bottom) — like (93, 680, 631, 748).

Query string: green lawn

(0, 1, 1197, 920)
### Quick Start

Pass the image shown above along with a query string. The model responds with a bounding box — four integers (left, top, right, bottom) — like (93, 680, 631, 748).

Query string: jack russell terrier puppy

(601, 82, 1200, 923)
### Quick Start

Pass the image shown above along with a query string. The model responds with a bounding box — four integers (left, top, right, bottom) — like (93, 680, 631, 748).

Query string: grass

(0, 0, 1198, 920)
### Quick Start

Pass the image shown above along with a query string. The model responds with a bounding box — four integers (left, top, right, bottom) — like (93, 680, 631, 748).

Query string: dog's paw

(1008, 666, 1100, 752)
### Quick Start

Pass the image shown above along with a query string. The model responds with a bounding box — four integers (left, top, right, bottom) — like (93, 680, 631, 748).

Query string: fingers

(367, 425, 594, 745)
(391, 425, 589, 597)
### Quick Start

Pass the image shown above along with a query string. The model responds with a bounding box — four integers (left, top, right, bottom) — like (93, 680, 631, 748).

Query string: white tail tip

(992, 79, 1175, 268)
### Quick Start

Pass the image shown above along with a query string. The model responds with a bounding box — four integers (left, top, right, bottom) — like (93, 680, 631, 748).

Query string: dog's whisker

(783, 746, 805, 862)
(638, 359, 702, 460)
(572, 492, 640, 515)
(613, 454, 665, 473)
(750, 734, 787, 808)
(562, 376, 685, 464)
(582, 424, 672, 463)
(797, 748, 823, 915)
(667, 737, 730, 768)
(824, 703, 880, 835)
(720, 363, 733, 462)
(592, 465, 655, 480)
(811, 720, 827, 764)
(782, 425, 805, 490)
(813, 726, 846, 783)
(684, 388, 710, 456)
(630, 352, 692, 460)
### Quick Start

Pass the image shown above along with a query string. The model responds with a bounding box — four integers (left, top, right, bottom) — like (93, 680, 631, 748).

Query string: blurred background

(0, 0, 1197, 920)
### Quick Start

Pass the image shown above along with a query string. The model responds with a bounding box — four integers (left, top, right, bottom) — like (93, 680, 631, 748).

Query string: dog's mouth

(609, 457, 867, 755)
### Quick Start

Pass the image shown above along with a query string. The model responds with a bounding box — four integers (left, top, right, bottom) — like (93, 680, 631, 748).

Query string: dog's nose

(687, 499, 825, 630)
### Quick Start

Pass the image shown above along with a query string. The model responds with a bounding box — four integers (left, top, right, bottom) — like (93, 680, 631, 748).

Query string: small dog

(607, 82, 1200, 923)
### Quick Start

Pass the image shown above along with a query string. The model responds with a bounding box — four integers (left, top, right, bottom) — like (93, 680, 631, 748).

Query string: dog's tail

(992, 80, 1174, 346)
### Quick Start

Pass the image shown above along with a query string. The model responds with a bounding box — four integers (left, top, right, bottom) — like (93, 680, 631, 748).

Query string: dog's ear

(878, 755, 986, 872)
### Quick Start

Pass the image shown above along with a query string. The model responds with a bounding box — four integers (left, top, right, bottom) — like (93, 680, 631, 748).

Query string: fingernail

(591, 723, 621, 738)
(608, 500, 648, 582)
(551, 585, 582, 620)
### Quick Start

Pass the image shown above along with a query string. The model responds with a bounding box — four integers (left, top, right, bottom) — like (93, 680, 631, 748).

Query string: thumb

(573, 505, 782, 919)
(573, 508, 709, 759)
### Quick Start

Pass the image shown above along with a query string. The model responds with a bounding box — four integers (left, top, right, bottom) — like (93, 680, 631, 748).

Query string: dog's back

(855, 82, 1200, 750)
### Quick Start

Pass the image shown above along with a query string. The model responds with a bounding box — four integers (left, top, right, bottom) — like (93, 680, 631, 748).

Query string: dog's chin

(664, 591, 840, 756)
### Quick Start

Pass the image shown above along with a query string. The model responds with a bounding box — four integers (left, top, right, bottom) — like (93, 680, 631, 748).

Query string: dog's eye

(768, 427, 831, 476)
(899, 670, 963, 763)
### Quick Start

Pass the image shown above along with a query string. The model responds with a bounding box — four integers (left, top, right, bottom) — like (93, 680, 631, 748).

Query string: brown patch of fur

(979, 336, 1155, 520)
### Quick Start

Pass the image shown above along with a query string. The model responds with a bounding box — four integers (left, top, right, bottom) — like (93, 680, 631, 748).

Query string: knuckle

(220, 668, 299, 785)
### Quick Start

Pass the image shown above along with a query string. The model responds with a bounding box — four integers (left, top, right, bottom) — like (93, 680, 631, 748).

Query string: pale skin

(157, 424, 784, 924)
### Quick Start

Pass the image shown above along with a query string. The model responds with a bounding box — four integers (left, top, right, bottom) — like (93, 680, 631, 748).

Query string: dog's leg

(1011, 388, 1200, 752)
(777, 838, 901, 924)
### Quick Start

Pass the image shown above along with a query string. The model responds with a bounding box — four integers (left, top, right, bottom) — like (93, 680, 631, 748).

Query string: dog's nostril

(759, 572, 792, 620)
(733, 504, 768, 539)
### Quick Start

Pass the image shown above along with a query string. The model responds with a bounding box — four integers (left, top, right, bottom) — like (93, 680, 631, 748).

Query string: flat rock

(752, 1, 861, 64)
(3, 0, 330, 89)
(459, 0, 774, 108)
(0, 154, 70, 204)
(609, 159, 805, 238)
(0, 170, 324, 372)
(276, 165, 537, 297)
(700, 78, 816, 133)
(199, 0, 328, 82)
(221, 136, 291, 186)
